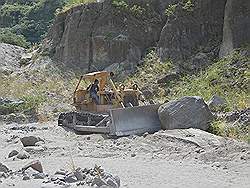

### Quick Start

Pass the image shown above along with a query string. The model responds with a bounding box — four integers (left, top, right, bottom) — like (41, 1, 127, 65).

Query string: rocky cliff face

(45, 0, 168, 72)
(220, 0, 250, 57)
(158, 0, 227, 72)
(44, 0, 250, 73)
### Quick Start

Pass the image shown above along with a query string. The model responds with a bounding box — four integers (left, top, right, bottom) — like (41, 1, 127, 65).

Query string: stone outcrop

(219, 0, 250, 57)
(45, 0, 249, 73)
(45, 0, 167, 72)
(158, 0, 227, 72)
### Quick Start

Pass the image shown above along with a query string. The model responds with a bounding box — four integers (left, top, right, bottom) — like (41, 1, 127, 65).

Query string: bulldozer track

(58, 111, 110, 128)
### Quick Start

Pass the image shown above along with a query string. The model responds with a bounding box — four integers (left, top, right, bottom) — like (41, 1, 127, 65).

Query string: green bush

(112, 0, 146, 17)
(0, 28, 29, 48)
(62, 0, 96, 12)
(0, 95, 46, 115)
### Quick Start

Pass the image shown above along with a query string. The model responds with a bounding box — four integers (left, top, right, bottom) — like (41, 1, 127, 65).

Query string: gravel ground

(0, 122, 249, 188)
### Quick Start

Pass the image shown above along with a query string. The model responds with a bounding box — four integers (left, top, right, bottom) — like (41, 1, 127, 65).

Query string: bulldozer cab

(73, 71, 142, 113)
(73, 71, 116, 113)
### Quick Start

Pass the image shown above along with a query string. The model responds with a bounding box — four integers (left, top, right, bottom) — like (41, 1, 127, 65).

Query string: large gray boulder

(158, 96, 213, 130)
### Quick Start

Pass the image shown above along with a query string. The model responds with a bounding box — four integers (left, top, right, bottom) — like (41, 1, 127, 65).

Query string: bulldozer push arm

(107, 78, 125, 108)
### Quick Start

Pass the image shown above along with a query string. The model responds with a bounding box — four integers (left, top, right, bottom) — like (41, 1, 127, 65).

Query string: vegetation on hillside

(0, 28, 29, 48)
(0, 63, 78, 121)
(0, 0, 64, 46)
(0, 0, 102, 46)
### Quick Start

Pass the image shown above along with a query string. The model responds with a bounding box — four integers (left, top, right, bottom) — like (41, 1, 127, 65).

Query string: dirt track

(0, 122, 249, 188)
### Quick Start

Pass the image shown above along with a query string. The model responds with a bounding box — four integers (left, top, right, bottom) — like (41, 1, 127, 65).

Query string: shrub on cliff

(0, 28, 29, 48)
(62, 0, 97, 12)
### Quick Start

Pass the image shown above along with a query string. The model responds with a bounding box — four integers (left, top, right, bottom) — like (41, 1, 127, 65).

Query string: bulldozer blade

(109, 104, 161, 136)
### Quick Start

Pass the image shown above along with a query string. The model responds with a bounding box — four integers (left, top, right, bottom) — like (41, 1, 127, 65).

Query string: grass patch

(0, 68, 78, 119)
(208, 120, 249, 142)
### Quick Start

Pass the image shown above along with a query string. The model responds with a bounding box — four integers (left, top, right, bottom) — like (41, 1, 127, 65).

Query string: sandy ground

(0, 122, 249, 188)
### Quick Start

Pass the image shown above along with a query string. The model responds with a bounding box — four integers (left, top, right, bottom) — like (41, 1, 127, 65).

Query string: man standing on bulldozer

(88, 79, 100, 104)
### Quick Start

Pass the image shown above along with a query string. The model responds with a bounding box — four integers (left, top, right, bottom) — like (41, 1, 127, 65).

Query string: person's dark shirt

(89, 83, 99, 94)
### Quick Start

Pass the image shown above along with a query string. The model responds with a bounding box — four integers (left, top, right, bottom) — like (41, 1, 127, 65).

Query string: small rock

(0, 163, 9, 173)
(8, 150, 19, 158)
(91, 177, 107, 187)
(33, 173, 46, 179)
(240, 155, 247, 160)
(64, 174, 78, 183)
(86, 136, 91, 140)
(22, 160, 43, 173)
(212, 162, 221, 168)
(143, 132, 149, 138)
(131, 153, 136, 157)
(74, 168, 85, 181)
(24, 146, 45, 154)
(55, 169, 67, 176)
(20, 136, 43, 147)
(207, 95, 226, 111)
(157, 73, 180, 84)
(22, 175, 30, 180)
(0, 172, 8, 178)
(106, 177, 119, 188)
(195, 149, 205, 153)
(223, 166, 228, 170)
(17, 150, 30, 159)
(83, 168, 90, 174)
(76, 181, 85, 186)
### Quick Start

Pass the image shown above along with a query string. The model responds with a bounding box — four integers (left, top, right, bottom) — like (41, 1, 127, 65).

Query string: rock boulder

(158, 96, 213, 130)
(20, 136, 44, 147)
(207, 95, 226, 111)
(22, 160, 43, 173)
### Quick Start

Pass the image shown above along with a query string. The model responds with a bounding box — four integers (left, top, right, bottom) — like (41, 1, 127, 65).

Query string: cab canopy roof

(82, 71, 110, 91)
(83, 71, 110, 81)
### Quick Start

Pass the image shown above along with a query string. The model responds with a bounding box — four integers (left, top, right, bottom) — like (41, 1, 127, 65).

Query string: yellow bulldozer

(58, 71, 161, 136)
